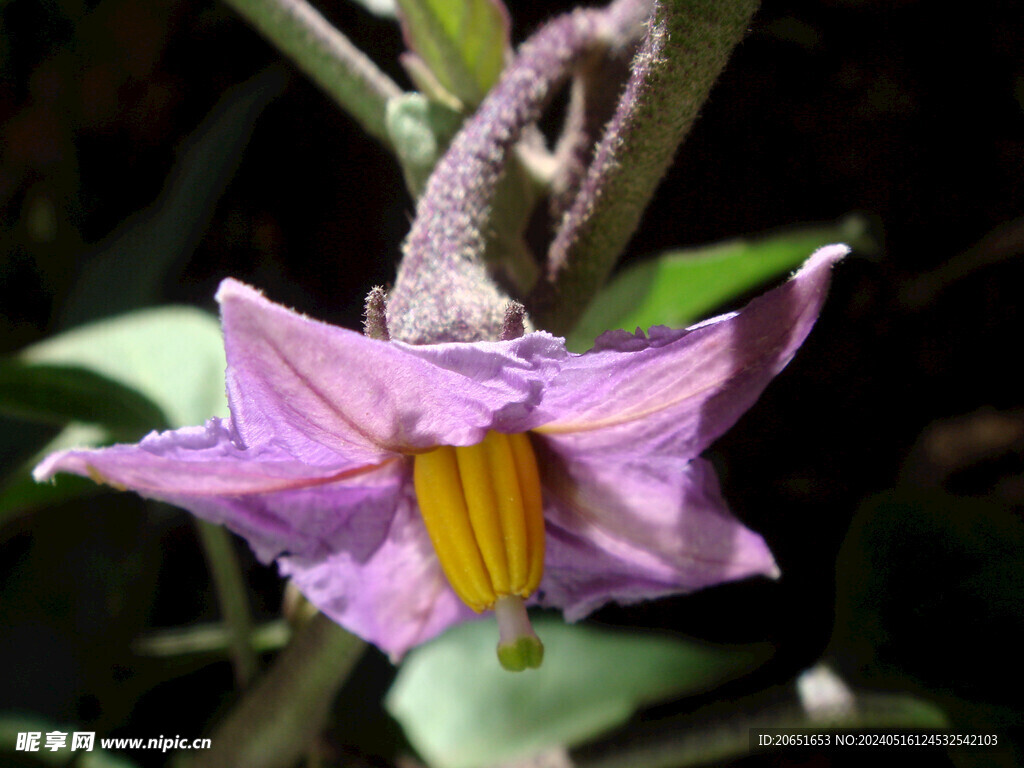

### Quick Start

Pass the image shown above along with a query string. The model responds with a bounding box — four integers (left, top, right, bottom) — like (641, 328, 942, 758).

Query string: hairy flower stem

(221, 0, 402, 148)
(550, 21, 643, 222)
(532, 0, 761, 336)
(387, 0, 653, 344)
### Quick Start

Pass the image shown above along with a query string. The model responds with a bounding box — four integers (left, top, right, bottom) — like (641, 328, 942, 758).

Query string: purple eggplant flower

(35, 245, 845, 665)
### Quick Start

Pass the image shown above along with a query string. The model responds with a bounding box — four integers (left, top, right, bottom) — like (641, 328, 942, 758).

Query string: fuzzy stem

(549, 8, 646, 222)
(387, 0, 651, 344)
(532, 0, 761, 335)
(221, 0, 402, 148)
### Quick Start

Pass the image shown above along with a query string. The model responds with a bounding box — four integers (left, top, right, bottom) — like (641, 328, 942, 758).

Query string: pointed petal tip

(32, 454, 60, 483)
(762, 553, 782, 581)
(804, 243, 850, 271)
(32, 447, 99, 484)
(214, 277, 266, 307)
(725, 509, 782, 583)
(32, 448, 119, 489)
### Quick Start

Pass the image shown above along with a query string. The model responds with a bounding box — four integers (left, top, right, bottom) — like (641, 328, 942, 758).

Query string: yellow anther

(412, 446, 494, 610)
(507, 432, 545, 596)
(413, 431, 545, 612)
(455, 440, 512, 595)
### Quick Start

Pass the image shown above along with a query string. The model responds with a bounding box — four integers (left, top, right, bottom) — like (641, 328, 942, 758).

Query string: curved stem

(221, 0, 402, 147)
(533, 0, 761, 335)
(387, 0, 651, 343)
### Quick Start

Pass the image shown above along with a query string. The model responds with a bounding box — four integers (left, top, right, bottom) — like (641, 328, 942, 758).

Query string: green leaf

(386, 616, 769, 768)
(0, 361, 169, 434)
(386, 93, 464, 196)
(20, 306, 227, 429)
(568, 215, 875, 352)
(0, 307, 227, 522)
(395, 0, 509, 107)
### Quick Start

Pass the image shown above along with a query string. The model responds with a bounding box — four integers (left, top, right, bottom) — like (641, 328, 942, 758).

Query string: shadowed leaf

(387, 616, 769, 768)
(1, 307, 226, 522)
(0, 361, 169, 434)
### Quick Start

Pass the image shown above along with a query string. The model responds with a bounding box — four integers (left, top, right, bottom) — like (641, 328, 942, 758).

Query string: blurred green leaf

(386, 93, 463, 196)
(20, 307, 227, 429)
(60, 68, 286, 328)
(386, 616, 769, 768)
(568, 215, 874, 351)
(400, 52, 464, 111)
(395, 0, 509, 107)
(1, 307, 226, 522)
(0, 361, 169, 433)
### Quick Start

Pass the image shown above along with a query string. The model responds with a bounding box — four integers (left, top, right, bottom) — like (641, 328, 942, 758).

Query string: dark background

(2, 0, 1022, 766)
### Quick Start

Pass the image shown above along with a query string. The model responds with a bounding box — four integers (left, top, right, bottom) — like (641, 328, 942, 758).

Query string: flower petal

(217, 279, 566, 460)
(535, 446, 778, 619)
(532, 245, 847, 457)
(280, 482, 477, 659)
(34, 418, 404, 563)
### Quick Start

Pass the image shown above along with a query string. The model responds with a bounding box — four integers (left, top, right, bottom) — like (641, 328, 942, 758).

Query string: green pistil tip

(494, 595, 543, 671)
(497, 635, 544, 671)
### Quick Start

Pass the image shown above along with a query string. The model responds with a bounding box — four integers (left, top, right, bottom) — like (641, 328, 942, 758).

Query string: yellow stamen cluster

(413, 431, 545, 612)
